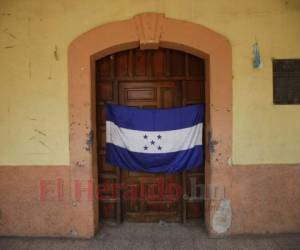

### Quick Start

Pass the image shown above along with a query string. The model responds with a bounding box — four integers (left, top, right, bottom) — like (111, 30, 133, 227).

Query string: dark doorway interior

(95, 48, 205, 224)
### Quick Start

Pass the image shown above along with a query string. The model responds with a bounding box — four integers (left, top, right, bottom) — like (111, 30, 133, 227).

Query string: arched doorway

(68, 13, 232, 236)
(96, 48, 205, 223)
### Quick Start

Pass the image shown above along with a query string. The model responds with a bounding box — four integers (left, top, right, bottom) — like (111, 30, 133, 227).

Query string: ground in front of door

(0, 223, 299, 250)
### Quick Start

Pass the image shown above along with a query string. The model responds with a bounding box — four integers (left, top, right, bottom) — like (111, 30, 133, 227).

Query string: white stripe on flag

(106, 121, 203, 154)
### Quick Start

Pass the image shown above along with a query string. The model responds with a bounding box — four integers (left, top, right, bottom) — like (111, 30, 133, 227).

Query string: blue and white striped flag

(106, 104, 204, 173)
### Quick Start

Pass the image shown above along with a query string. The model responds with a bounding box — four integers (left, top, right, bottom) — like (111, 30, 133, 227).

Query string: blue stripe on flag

(106, 104, 204, 131)
(106, 143, 204, 173)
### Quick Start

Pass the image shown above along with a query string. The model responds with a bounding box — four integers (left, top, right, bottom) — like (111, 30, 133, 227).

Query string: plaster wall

(0, 0, 300, 165)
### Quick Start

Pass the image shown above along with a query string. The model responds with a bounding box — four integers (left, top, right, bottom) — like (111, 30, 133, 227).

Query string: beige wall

(0, 0, 299, 165)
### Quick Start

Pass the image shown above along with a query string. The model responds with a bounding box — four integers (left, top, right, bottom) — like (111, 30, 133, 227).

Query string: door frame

(68, 13, 232, 236)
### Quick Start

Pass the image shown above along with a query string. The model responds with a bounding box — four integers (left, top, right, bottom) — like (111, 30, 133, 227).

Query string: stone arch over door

(68, 13, 232, 237)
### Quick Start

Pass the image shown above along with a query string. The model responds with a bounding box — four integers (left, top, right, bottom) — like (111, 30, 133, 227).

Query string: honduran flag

(106, 104, 204, 173)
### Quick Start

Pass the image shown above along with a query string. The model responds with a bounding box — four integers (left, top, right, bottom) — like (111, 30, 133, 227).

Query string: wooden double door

(96, 48, 205, 223)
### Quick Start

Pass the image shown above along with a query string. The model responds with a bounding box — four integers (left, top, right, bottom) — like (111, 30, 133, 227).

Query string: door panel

(119, 81, 181, 222)
(96, 48, 205, 223)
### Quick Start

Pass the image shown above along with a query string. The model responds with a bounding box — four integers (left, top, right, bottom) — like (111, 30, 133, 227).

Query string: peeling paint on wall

(0, 13, 12, 16)
(54, 45, 59, 61)
(69, 228, 78, 237)
(212, 199, 232, 234)
(84, 130, 93, 152)
(34, 129, 47, 136)
(2, 28, 17, 40)
(252, 41, 262, 69)
(38, 140, 50, 150)
(75, 161, 85, 168)
(208, 131, 219, 154)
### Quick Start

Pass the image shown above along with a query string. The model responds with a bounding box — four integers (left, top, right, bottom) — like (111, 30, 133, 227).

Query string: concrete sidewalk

(0, 223, 299, 250)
